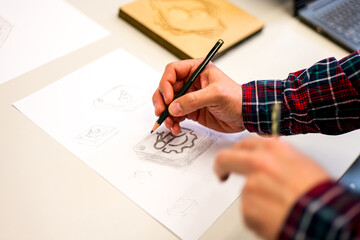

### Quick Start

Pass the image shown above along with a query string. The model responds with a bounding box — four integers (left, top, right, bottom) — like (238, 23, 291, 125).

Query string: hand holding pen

(152, 39, 246, 135)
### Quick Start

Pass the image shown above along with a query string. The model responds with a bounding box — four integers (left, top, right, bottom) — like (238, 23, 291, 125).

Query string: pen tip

(151, 122, 160, 133)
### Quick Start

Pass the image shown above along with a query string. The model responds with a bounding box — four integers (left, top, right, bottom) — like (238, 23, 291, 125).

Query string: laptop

(295, 0, 360, 52)
(339, 154, 360, 194)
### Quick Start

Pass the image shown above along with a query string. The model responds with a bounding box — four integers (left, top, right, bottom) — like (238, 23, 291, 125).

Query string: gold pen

(271, 102, 281, 136)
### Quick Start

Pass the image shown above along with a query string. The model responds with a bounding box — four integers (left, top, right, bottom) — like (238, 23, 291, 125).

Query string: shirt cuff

(242, 80, 283, 134)
(279, 180, 360, 240)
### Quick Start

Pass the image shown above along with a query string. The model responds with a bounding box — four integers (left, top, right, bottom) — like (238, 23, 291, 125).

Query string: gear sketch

(94, 85, 151, 112)
(77, 125, 118, 147)
(154, 129, 197, 154)
(134, 126, 216, 168)
(0, 16, 12, 48)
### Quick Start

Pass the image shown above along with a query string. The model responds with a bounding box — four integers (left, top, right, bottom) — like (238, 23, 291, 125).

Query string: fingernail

(169, 102, 181, 116)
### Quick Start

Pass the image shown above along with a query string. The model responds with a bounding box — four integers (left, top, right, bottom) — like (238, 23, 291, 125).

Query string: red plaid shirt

(242, 50, 360, 239)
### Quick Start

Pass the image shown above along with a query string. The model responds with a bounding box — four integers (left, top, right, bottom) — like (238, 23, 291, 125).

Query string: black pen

(151, 39, 224, 133)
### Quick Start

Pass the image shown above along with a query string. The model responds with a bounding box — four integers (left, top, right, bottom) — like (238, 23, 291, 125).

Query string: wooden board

(119, 0, 264, 59)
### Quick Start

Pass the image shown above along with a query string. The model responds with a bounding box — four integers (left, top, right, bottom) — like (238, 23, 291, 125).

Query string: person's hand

(152, 59, 245, 135)
(214, 137, 331, 240)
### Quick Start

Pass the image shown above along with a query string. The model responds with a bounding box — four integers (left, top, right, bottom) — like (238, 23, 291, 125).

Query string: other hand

(214, 137, 330, 240)
(152, 59, 245, 135)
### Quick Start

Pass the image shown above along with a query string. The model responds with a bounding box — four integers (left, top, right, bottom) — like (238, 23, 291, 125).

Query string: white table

(0, 0, 358, 239)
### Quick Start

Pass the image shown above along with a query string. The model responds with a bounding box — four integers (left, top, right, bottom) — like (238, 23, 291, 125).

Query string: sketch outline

(94, 85, 151, 112)
(129, 170, 152, 184)
(0, 16, 12, 48)
(77, 124, 118, 147)
(167, 198, 197, 216)
(134, 126, 216, 168)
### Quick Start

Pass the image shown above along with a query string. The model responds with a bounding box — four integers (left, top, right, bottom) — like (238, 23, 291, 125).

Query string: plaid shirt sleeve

(279, 181, 360, 240)
(242, 51, 360, 239)
(242, 50, 360, 135)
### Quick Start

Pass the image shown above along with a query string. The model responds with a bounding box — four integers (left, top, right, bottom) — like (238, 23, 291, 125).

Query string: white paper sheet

(14, 49, 247, 240)
(0, 0, 109, 84)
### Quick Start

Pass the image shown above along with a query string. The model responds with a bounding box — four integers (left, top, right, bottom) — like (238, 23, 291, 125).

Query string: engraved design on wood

(150, 0, 225, 38)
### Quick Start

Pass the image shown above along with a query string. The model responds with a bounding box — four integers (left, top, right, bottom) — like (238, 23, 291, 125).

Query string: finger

(175, 116, 186, 123)
(214, 148, 260, 181)
(241, 195, 261, 235)
(242, 172, 280, 200)
(168, 87, 215, 117)
(152, 88, 166, 117)
(173, 81, 185, 93)
(159, 81, 174, 105)
(168, 116, 186, 131)
(164, 116, 174, 130)
(159, 59, 203, 105)
(171, 121, 181, 135)
(232, 137, 270, 150)
(241, 188, 282, 240)
(186, 111, 199, 122)
(241, 191, 268, 238)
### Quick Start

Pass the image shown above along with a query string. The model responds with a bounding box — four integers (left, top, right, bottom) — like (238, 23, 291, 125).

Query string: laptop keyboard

(315, 0, 360, 45)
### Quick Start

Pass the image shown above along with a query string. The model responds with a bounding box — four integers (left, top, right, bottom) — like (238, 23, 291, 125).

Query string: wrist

(238, 84, 244, 130)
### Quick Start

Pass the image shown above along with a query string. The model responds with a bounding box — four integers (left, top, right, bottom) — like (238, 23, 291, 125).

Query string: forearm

(279, 181, 360, 240)
(242, 50, 360, 135)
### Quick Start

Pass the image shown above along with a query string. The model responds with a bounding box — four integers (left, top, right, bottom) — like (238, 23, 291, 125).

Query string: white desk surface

(1, 0, 359, 239)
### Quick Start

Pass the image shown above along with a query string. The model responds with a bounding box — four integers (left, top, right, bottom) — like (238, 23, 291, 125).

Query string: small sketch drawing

(94, 85, 151, 112)
(0, 16, 12, 48)
(129, 170, 152, 184)
(150, 0, 225, 38)
(134, 126, 215, 168)
(167, 198, 197, 216)
(77, 125, 117, 146)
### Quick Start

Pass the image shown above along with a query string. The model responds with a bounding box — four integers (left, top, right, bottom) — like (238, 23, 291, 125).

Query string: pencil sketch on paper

(167, 198, 197, 216)
(129, 170, 152, 184)
(94, 85, 151, 112)
(134, 126, 216, 168)
(0, 16, 12, 48)
(77, 125, 117, 147)
(150, 0, 225, 38)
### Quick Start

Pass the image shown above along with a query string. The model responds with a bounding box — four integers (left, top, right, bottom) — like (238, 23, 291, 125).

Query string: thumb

(168, 88, 214, 117)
